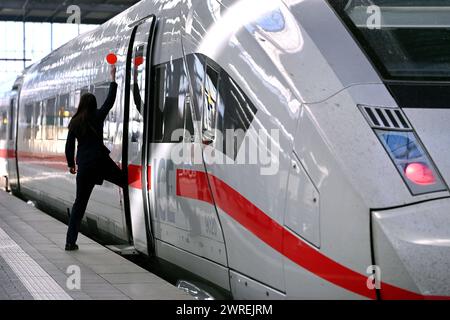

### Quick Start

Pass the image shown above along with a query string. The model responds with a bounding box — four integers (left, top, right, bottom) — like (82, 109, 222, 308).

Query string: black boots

(65, 243, 79, 251)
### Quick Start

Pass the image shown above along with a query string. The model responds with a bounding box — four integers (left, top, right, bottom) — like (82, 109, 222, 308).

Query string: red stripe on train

(2, 148, 449, 300)
(0, 148, 15, 159)
(2, 149, 152, 189)
(0, 148, 67, 170)
(128, 164, 151, 190)
(176, 169, 450, 300)
(176, 169, 214, 205)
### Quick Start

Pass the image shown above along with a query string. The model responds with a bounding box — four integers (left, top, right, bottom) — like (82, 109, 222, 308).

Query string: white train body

(0, 0, 449, 299)
(0, 93, 9, 179)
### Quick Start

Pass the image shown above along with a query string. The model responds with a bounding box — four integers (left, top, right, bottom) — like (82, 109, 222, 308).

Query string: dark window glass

(185, 53, 257, 154)
(24, 103, 33, 140)
(216, 71, 258, 159)
(94, 83, 110, 109)
(180, 61, 194, 138)
(186, 54, 207, 121)
(161, 59, 186, 143)
(151, 60, 189, 143)
(81, 87, 90, 96)
(33, 102, 43, 140)
(57, 94, 72, 140)
(184, 90, 195, 138)
(152, 65, 166, 141)
(0, 111, 7, 139)
(130, 42, 146, 144)
(328, 0, 450, 81)
(202, 64, 220, 142)
(45, 98, 56, 140)
(8, 99, 15, 140)
(94, 83, 111, 142)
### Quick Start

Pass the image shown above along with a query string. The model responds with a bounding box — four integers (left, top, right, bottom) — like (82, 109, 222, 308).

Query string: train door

(145, 52, 229, 289)
(124, 16, 157, 254)
(186, 54, 286, 297)
(7, 94, 19, 191)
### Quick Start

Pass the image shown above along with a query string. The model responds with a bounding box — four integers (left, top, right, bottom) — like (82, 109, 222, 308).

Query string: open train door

(123, 15, 157, 255)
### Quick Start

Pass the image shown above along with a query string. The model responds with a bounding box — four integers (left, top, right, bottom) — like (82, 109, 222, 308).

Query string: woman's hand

(110, 65, 117, 82)
(69, 166, 77, 175)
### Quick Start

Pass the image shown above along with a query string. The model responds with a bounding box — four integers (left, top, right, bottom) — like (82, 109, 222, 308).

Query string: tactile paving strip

(0, 227, 72, 300)
(0, 255, 34, 300)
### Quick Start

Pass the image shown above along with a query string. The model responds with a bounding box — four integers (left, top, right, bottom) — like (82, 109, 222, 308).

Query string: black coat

(65, 82, 118, 179)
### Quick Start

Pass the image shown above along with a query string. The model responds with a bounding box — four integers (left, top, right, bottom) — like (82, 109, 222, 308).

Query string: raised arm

(98, 65, 118, 121)
(133, 82, 143, 112)
(65, 128, 76, 174)
(132, 65, 144, 113)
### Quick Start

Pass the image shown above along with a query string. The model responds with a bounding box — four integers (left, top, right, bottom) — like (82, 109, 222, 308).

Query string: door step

(176, 280, 215, 300)
(106, 245, 139, 256)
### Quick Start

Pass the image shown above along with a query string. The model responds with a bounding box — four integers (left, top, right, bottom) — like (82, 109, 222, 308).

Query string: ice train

(1, 0, 450, 299)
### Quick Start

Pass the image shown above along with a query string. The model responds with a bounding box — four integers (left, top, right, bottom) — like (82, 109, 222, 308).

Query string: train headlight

(376, 130, 446, 195)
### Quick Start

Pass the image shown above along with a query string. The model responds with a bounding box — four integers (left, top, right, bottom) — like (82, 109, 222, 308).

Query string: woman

(65, 65, 125, 251)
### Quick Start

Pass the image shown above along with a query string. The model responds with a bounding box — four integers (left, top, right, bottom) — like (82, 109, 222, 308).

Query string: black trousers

(66, 157, 126, 245)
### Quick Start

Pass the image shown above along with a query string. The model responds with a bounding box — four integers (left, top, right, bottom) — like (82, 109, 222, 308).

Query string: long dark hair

(68, 93, 97, 136)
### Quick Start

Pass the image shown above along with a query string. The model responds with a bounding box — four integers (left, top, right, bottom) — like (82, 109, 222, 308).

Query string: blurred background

(0, 0, 139, 91)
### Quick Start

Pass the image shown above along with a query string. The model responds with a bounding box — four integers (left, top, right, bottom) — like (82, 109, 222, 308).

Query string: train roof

(19, 0, 184, 102)
(18, 0, 382, 104)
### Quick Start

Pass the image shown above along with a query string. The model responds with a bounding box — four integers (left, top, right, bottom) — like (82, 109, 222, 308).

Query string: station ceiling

(0, 0, 140, 24)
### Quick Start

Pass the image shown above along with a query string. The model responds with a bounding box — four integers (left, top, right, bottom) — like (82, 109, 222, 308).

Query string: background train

(1, 0, 450, 299)
(0, 92, 9, 184)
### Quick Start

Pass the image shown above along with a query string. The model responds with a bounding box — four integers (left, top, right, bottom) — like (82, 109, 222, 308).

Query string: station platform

(0, 190, 191, 300)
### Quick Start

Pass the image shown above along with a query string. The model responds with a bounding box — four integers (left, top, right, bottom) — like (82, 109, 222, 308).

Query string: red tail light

(376, 130, 446, 195)
(405, 163, 436, 186)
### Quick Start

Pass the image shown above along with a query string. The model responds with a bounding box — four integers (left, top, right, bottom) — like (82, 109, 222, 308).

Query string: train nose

(372, 198, 450, 299)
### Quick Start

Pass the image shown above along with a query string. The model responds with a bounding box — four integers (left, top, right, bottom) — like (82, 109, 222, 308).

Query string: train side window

(162, 59, 186, 143)
(24, 103, 33, 140)
(0, 111, 7, 139)
(202, 64, 220, 142)
(9, 98, 15, 140)
(130, 43, 146, 144)
(182, 63, 194, 138)
(186, 54, 207, 122)
(94, 83, 111, 142)
(34, 102, 43, 140)
(151, 65, 166, 142)
(45, 98, 56, 140)
(150, 59, 193, 143)
(57, 94, 72, 140)
(93, 83, 110, 109)
(216, 72, 258, 160)
(80, 87, 90, 96)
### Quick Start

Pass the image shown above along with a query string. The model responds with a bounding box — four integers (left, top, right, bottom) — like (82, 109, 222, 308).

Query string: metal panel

(284, 154, 320, 248)
(372, 198, 450, 297)
(229, 270, 285, 300)
(156, 239, 230, 291)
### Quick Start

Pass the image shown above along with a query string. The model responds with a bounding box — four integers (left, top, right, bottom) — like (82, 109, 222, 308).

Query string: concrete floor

(0, 190, 192, 300)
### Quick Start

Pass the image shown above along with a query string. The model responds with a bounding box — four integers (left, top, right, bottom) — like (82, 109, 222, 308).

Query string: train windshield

(328, 0, 450, 81)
